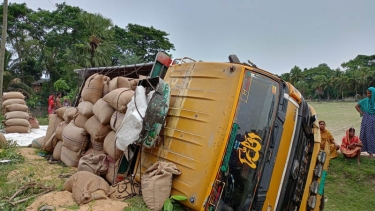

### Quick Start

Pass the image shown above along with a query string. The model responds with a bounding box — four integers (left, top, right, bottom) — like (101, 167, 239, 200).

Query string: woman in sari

(48, 95, 55, 115)
(319, 120, 340, 159)
(340, 127, 362, 165)
(355, 87, 375, 159)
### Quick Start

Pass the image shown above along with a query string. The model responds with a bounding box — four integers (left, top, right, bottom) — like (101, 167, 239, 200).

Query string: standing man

(319, 120, 340, 159)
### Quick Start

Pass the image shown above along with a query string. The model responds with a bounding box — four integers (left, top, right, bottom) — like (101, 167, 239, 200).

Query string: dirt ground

(14, 148, 129, 211)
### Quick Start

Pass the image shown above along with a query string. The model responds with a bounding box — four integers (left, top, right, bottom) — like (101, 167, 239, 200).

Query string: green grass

(325, 154, 375, 211)
(37, 117, 49, 125)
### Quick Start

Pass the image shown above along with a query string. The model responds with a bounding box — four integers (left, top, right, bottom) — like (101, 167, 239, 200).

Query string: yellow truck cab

(135, 54, 330, 211)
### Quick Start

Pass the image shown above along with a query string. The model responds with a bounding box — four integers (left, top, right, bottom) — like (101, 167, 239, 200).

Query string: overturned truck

(72, 52, 329, 211)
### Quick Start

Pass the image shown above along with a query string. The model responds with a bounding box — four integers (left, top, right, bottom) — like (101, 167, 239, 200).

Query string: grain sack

(4, 111, 30, 120)
(78, 154, 108, 175)
(103, 88, 134, 113)
(63, 107, 78, 123)
(29, 117, 40, 129)
(105, 155, 119, 185)
(63, 171, 110, 205)
(90, 137, 104, 151)
(103, 76, 110, 97)
(55, 107, 68, 119)
(103, 131, 123, 160)
(141, 161, 181, 211)
(110, 111, 125, 131)
(84, 115, 111, 143)
(43, 132, 59, 152)
(108, 76, 132, 92)
(5, 126, 30, 133)
(0, 132, 7, 147)
(77, 100, 94, 117)
(84, 147, 105, 156)
(61, 145, 82, 167)
(74, 113, 89, 128)
(45, 114, 64, 143)
(2, 98, 26, 107)
(53, 141, 63, 160)
(62, 121, 88, 152)
(5, 104, 28, 112)
(92, 99, 115, 125)
(31, 136, 45, 149)
(4, 119, 31, 127)
(55, 122, 68, 140)
(3, 91, 25, 101)
(81, 73, 105, 104)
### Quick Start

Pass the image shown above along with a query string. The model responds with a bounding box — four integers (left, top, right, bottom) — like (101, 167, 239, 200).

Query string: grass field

(309, 102, 362, 146)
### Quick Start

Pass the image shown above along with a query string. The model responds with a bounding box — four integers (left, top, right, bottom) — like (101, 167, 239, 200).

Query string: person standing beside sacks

(48, 95, 55, 115)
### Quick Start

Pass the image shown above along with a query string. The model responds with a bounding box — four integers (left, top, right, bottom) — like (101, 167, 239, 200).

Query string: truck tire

(320, 194, 325, 211)
(228, 55, 240, 63)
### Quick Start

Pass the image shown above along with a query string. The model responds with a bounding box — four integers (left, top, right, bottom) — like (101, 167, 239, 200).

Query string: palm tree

(311, 75, 328, 101)
(289, 66, 303, 85)
(334, 74, 349, 100)
(76, 13, 115, 68)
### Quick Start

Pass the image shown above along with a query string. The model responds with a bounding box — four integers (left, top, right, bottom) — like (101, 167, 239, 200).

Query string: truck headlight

(310, 181, 319, 194)
(308, 196, 317, 209)
(314, 164, 323, 177)
(317, 151, 326, 163)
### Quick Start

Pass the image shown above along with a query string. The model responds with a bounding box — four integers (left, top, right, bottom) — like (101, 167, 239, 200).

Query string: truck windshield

(219, 70, 279, 211)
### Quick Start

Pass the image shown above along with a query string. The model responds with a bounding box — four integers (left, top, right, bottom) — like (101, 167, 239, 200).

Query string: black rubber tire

(228, 54, 240, 63)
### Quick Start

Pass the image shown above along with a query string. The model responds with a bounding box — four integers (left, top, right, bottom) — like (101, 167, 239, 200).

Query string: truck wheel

(228, 55, 240, 63)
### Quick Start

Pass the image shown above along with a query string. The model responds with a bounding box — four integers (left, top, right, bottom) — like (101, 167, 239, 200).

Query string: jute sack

(55, 107, 68, 119)
(4, 119, 31, 127)
(53, 141, 63, 160)
(108, 76, 132, 92)
(74, 113, 89, 128)
(81, 73, 105, 104)
(84, 147, 105, 156)
(78, 153, 108, 175)
(5, 126, 30, 133)
(55, 121, 68, 140)
(0, 132, 7, 147)
(31, 136, 45, 149)
(45, 114, 64, 143)
(141, 161, 181, 211)
(2, 98, 26, 107)
(103, 131, 124, 160)
(93, 99, 115, 125)
(63, 107, 78, 123)
(43, 132, 59, 152)
(29, 117, 40, 129)
(60, 145, 82, 167)
(4, 111, 30, 120)
(84, 115, 111, 143)
(103, 88, 134, 113)
(62, 121, 88, 152)
(103, 76, 110, 97)
(5, 104, 28, 112)
(110, 111, 125, 131)
(90, 136, 104, 151)
(63, 171, 110, 205)
(77, 100, 94, 117)
(3, 91, 25, 101)
(104, 155, 119, 185)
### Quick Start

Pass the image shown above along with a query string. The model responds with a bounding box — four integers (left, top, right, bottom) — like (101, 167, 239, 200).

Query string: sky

(8, 0, 375, 75)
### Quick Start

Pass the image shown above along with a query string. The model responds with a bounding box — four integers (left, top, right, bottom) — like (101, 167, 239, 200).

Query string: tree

(74, 12, 114, 68)
(113, 24, 175, 62)
(289, 66, 303, 85)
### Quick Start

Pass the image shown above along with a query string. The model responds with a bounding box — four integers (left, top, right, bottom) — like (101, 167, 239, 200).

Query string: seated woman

(340, 127, 363, 165)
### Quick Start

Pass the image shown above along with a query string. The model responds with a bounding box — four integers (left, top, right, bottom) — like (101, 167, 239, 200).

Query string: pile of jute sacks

(2, 91, 39, 133)
(33, 73, 142, 185)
